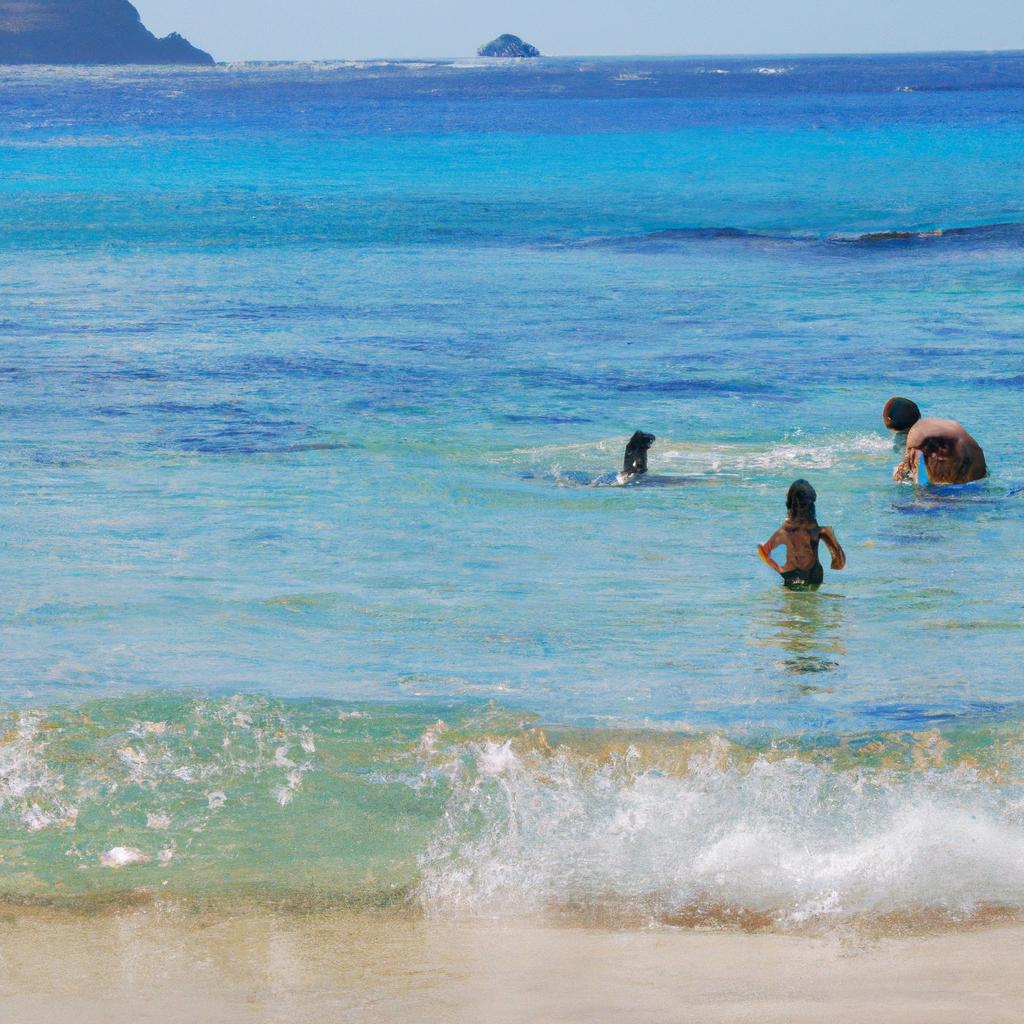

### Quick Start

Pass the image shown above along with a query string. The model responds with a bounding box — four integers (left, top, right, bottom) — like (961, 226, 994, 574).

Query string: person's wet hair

(622, 431, 656, 475)
(786, 479, 817, 523)
(883, 396, 921, 432)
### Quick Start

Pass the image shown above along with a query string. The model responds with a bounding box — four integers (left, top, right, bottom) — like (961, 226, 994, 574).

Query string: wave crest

(418, 738, 1024, 929)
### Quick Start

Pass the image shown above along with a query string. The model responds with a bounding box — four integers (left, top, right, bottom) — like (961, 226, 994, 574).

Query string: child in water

(758, 479, 846, 588)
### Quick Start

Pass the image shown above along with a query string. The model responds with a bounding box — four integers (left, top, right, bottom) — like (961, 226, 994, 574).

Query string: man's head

(622, 431, 656, 476)
(883, 396, 922, 432)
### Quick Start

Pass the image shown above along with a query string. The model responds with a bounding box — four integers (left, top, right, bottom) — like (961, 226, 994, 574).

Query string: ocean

(1, 52, 1023, 931)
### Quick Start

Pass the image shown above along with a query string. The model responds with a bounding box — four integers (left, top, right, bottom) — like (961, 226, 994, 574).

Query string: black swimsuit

(781, 563, 824, 588)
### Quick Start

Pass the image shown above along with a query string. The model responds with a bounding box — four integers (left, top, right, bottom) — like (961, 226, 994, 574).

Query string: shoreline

(1, 888, 1020, 936)
(2, 907, 1024, 1023)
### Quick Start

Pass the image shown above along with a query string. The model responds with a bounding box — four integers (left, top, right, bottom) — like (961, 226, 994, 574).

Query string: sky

(137, 0, 1023, 62)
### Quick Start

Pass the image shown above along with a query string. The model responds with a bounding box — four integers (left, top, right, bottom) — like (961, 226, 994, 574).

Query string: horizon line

(204, 46, 1024, 63)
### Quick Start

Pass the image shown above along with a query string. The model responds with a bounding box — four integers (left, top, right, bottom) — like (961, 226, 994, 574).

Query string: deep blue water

(0, 54, 1023, 921)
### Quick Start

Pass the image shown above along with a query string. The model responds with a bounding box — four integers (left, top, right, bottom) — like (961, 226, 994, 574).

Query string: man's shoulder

(907, 417, 966, 442)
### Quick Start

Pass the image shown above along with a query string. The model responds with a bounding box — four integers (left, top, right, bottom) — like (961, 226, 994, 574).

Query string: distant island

(477, 34, 541, 58)
(0, 0, 213, 64)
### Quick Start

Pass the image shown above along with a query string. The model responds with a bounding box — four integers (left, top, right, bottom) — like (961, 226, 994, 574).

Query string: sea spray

(418, 734, 1024, 928)
(3, 696, 1024, 926)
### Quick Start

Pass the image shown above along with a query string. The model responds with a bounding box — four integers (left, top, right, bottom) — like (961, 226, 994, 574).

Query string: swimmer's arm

(820, 527, 846, 570)
(757, 530, 786, 574)
(893, 448, 916, 482)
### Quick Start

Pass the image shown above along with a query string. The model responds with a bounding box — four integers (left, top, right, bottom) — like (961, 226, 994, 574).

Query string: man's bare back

(893, 417, 987, 485)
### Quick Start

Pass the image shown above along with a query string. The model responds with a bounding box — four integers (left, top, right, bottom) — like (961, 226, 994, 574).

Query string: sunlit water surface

(0, 55, 1022, 927)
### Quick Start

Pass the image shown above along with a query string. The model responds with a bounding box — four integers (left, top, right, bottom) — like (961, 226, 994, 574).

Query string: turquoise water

(1, 55, 1023, 926)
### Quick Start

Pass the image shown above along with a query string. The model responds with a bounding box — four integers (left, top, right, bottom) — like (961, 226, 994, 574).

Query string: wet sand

(2, 909, 1023, 1023)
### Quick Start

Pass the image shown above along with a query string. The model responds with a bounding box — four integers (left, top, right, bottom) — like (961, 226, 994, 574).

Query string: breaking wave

(419, 736, 1024, 930)
(4, 695, 1024, 931)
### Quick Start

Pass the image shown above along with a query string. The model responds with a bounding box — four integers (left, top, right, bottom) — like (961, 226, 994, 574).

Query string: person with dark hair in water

(758, 479, 846, 589)
(882, 396, 987, 485)
(882, 396, 922, 445)
(617, 430, 656, 484)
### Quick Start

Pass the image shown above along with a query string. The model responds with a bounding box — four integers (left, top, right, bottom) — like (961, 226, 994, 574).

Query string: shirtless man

(883, 398, 988, 485)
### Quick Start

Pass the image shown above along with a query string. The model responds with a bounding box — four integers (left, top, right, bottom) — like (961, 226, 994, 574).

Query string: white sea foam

(419, 741, 1024, 926)
(419, 720, 448, 755)
(0, 698, 321, 844)
(23, 803, 75, 832)
(0, 714, 77, 831)
(131, 721, 169, 737)
(100, 846, 149, 868)
(222, 60, 395, 73)
(520, 433, 892, 481)
(274, 766, 309, 808)
(117, 746, 148, 782)
(680, 432, 893, 472)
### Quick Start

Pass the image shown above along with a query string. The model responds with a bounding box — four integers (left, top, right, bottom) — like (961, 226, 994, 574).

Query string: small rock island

(477, 34, 540, 58)
(0, 0, 214, 64)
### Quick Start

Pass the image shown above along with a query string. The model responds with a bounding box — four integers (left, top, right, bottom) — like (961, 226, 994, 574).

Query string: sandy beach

(2, 908, 1023, 1023)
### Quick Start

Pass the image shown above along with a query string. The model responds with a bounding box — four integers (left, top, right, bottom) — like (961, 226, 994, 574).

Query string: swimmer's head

(883, 396, 921, 432)
(786, 479, 817, 523)
(622, 431, 656, 476)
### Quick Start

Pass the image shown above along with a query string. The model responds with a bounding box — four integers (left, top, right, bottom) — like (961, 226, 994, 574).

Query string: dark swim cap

(883, 396, 922, 431)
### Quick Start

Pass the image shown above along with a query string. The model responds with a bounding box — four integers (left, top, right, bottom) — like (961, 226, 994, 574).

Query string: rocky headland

(0, 0, 213, 64)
